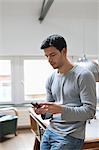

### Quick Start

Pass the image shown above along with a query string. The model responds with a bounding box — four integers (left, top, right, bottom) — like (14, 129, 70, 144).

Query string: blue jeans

(40, 129, 84, 150)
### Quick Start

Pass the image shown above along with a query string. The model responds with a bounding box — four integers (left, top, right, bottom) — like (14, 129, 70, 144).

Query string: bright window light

(0, 60, 11, 102)
(24, 59, 53, 101)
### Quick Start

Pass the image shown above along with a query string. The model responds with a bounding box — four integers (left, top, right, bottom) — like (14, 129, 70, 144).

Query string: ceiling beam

(39, 0, 54, 23)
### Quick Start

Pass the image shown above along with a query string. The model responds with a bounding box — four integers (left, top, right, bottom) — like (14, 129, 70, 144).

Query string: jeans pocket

(51, 141, 66, 150)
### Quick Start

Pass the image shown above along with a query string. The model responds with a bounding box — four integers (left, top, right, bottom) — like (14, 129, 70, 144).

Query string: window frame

(0, 56, 48, 104)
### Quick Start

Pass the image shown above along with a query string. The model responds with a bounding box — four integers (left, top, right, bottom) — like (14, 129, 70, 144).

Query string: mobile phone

(31, 102, 41, 108)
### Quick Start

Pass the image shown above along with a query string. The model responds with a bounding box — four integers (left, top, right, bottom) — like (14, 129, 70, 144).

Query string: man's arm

(35, 71, 96, 122)
(61, 70, 96, 122)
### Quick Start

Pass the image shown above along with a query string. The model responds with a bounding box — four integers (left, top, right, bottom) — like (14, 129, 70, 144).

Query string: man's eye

(45, 55, 48, 58)
(51, 54, 56, 57)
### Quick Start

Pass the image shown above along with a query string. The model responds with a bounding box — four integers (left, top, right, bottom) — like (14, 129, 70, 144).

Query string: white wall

(98, 1, 99, 58)
(0, 0, 98, 57)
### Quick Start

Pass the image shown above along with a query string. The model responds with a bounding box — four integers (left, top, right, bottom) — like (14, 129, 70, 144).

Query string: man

(35, 34, 96, 150)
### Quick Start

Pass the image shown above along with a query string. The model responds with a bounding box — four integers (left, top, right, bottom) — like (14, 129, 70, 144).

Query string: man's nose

(48, 56, 52, 63)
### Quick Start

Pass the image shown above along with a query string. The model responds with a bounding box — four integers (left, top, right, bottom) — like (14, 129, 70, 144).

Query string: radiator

(17, 107, 31, 128)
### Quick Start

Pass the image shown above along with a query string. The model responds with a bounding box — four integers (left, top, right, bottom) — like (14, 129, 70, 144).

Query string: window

(0, 56, 98, 105)
(24, 59, 53, 101)
(0, 57, 54, 104)
(0, 60, 11, 102)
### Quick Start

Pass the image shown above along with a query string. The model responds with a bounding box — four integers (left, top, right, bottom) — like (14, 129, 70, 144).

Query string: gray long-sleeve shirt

(46, 65, 96, 139)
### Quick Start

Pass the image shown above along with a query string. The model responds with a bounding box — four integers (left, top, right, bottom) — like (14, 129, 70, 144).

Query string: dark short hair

(40, 34, 67, 52)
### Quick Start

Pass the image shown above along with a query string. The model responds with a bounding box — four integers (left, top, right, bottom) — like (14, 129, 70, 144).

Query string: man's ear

(62, 48, 67, 56)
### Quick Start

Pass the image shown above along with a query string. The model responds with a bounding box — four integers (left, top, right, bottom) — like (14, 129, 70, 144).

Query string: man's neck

(58, 60, 74, 74)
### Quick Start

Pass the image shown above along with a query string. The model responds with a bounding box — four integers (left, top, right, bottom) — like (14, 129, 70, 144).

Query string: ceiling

(0, 0, 98, 2)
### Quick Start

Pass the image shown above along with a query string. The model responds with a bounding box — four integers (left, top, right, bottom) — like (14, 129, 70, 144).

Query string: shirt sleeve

(61, 70, 97, 122)
(45, 73, 55, 102)
(41, 73, 55, 120)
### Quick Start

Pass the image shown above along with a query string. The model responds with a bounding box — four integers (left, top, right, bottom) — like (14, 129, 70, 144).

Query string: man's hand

(34, 102, 63, 115)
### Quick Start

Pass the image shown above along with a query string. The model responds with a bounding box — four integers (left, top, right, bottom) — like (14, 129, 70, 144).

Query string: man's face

(44, 46, 65, 69)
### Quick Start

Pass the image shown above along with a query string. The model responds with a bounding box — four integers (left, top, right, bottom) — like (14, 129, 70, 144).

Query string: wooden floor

(0, 129, 34, 150)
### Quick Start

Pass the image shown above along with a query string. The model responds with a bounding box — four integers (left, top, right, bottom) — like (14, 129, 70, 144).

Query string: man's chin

(50, 63, 58, 69)
(52, 65, 57, 69)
